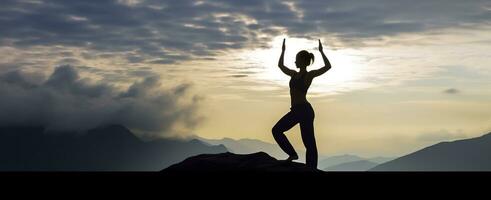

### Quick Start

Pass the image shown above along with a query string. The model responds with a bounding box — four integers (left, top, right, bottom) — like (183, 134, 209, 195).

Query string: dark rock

(162, 152, 323, 173)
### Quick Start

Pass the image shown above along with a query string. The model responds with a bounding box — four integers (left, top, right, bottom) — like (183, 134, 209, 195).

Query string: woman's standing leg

(272, 111, 299, 159)
(300, 109, 317, 169)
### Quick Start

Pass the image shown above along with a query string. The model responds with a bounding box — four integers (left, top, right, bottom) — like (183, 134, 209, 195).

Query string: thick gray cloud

(295, 0, 490, 37)
(1, 0, 489, 64)
(0, 65, 202, 135)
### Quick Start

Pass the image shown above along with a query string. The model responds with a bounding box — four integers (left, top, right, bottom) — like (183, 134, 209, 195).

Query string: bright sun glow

(240, 35, 367, 96)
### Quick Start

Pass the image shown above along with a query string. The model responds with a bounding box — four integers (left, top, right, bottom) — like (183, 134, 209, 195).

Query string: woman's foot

(285, 154, 299, 161)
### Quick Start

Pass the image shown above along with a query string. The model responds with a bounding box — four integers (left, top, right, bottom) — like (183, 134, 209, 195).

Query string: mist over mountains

(165, 131, 491, 172)
(1, 123, 392, 171)
(0, 65, 202, 137)
(3, 120, 491, 171)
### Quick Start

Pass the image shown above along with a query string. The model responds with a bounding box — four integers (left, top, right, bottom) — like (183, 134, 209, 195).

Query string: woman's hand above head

(278, 38, 296, 76)
(282, 38, 286, 52)
(309, 39, 332, 78)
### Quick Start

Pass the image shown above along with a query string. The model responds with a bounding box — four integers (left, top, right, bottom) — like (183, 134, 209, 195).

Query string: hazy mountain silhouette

(371, 132, 491, 171)
(318, 154, 393, 171)
(162, 152, 323, 173)
(325, 160, 379, 171)
(368, 157, 394, 164)
(318, 154, 364, 169)
(0, 125, 227, 171)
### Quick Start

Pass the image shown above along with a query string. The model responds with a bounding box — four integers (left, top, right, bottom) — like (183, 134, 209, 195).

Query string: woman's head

(295, 50, 314, 68)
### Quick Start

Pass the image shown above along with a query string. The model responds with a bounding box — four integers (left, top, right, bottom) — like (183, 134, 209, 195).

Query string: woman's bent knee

(272, 126, 283, 136)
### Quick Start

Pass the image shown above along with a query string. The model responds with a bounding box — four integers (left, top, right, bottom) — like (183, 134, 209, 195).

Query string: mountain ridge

(0, 125, 227, 171)
(371, 132, 491, 171)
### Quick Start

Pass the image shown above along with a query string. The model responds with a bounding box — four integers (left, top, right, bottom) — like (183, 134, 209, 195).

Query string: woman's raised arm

(278, 38, 296, 76)
(310, 39, 332, 77)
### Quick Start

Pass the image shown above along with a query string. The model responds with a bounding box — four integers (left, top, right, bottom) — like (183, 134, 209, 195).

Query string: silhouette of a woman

(272, 39, 331, 169)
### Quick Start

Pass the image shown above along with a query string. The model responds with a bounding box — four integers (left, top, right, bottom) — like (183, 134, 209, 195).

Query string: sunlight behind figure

(242, 36, 363, 96)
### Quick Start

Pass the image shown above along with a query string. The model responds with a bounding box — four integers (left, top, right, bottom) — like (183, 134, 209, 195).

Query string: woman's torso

(289, 71, 313, 106)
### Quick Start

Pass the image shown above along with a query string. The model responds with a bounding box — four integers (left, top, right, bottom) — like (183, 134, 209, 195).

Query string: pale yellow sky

(187, 28, 491, 157)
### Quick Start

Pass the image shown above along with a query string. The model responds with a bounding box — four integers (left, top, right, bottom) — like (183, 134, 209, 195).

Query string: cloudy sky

(1, 0, 491, 157)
